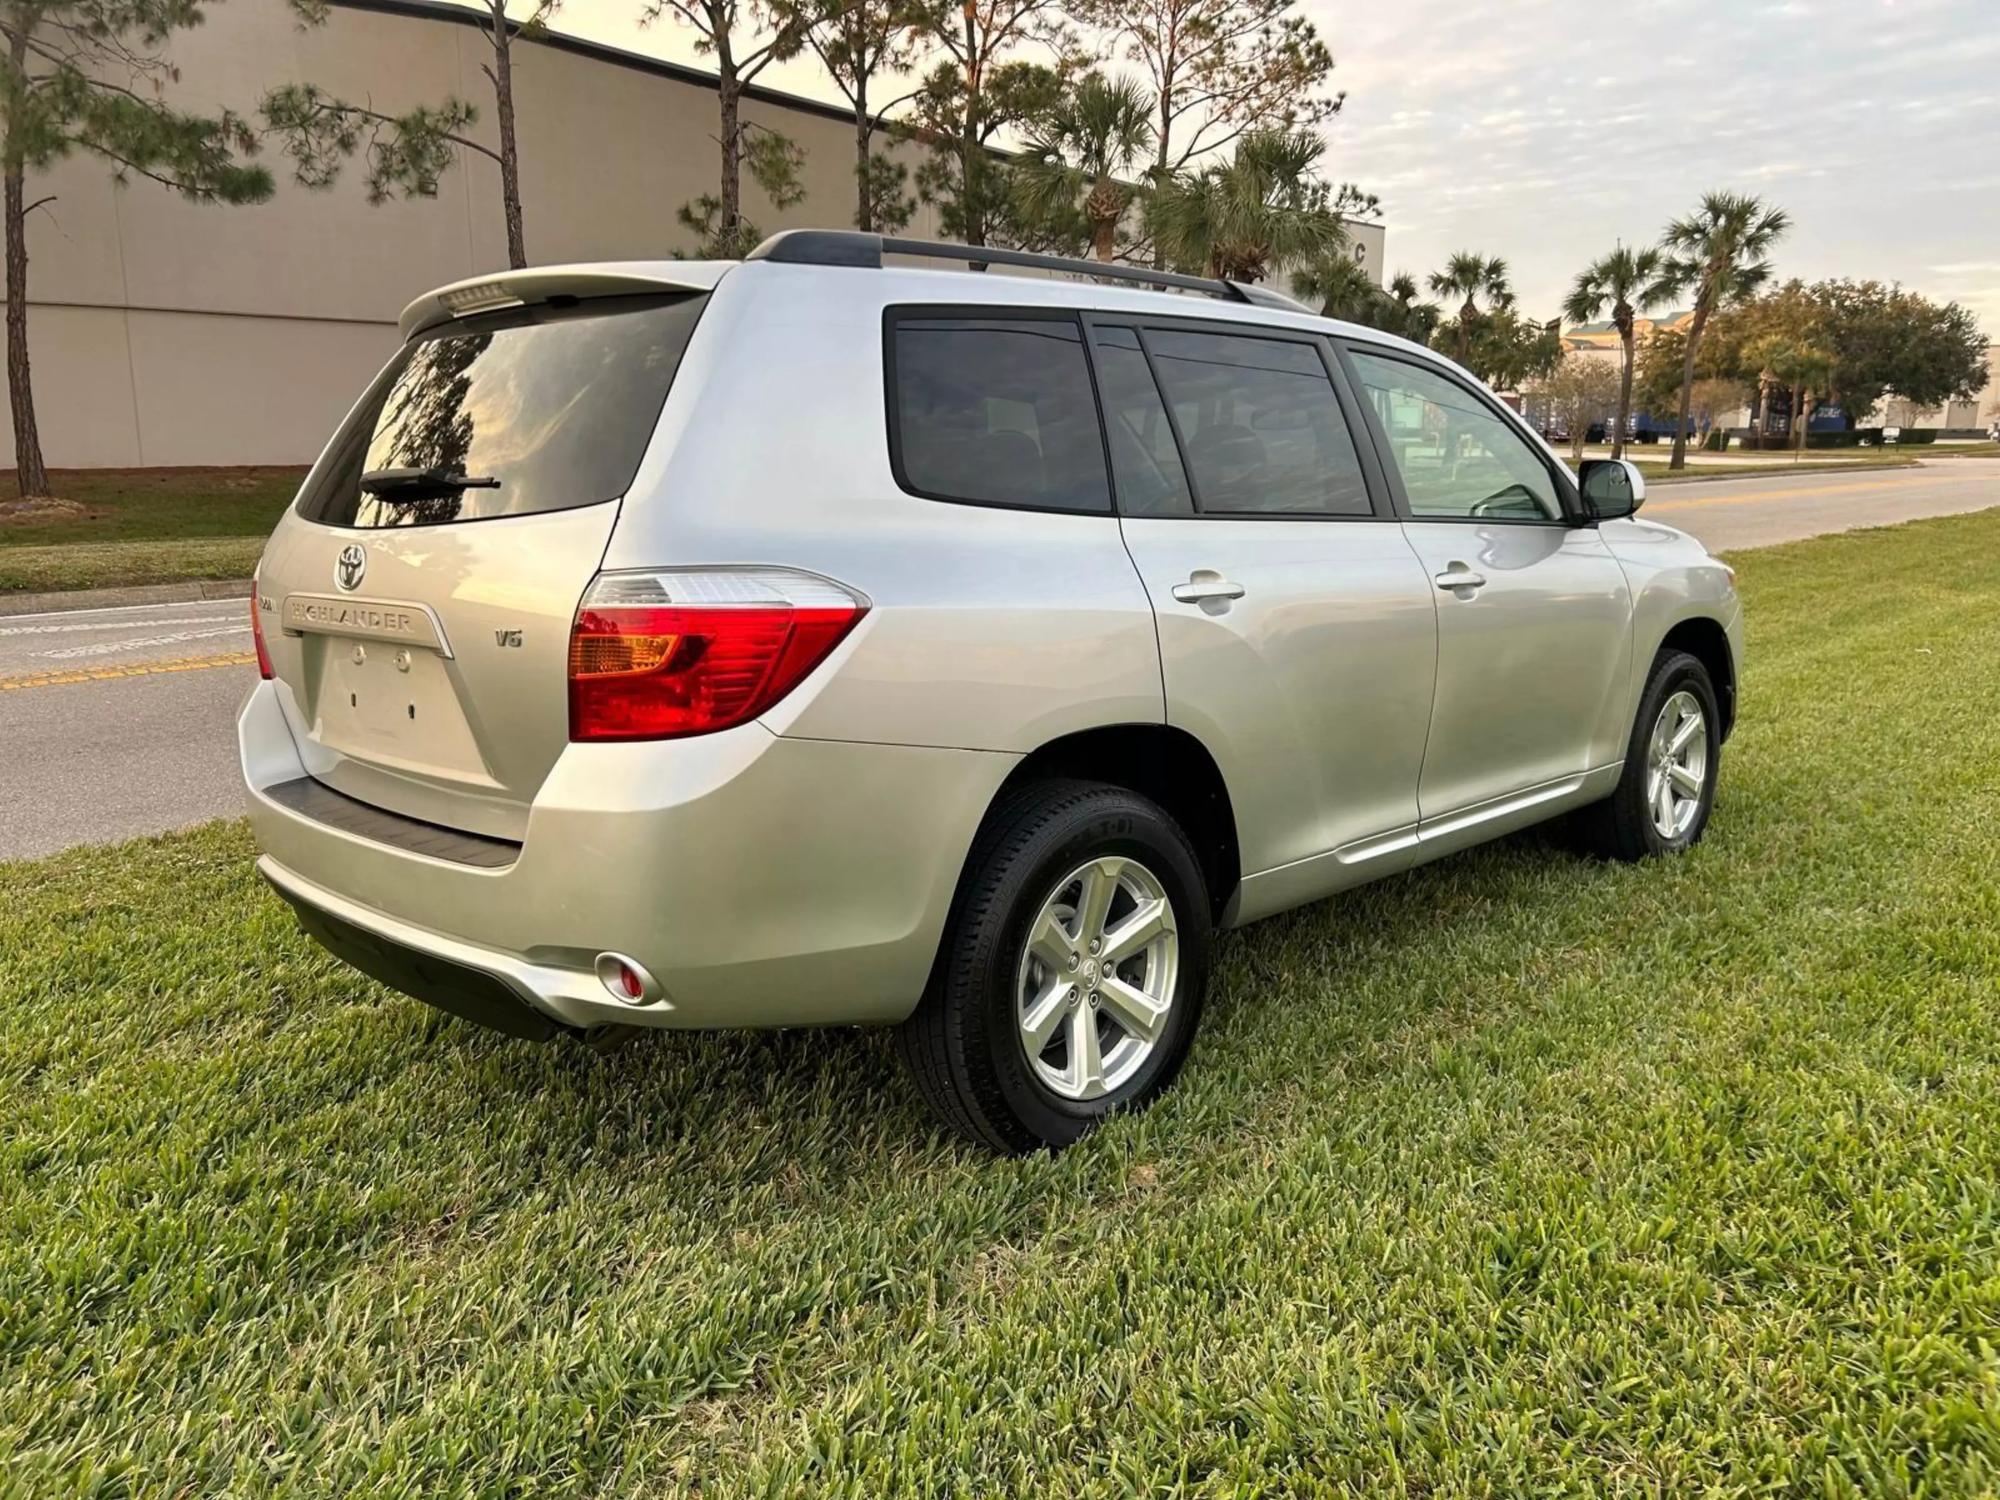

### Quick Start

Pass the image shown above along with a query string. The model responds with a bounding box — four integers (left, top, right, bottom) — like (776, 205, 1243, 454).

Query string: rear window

(296, 294, 706, 528)
(889, 315, 1110, 513)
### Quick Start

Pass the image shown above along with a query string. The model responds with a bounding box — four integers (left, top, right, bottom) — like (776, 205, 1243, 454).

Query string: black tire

(897, 778, 1212, 1153)
(1573, 648, 1722, 861)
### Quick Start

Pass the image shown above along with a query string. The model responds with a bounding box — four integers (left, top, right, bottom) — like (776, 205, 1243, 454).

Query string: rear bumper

(240, 680, 1016, 1034)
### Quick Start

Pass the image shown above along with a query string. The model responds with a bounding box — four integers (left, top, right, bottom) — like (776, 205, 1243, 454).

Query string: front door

(1340, 345, 1633, 823)
(1093, 321, 1438, 895)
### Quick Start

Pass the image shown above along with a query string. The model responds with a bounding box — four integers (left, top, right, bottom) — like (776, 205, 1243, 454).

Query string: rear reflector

(568, 568, 867, 741)
(250, 581, 274, 680)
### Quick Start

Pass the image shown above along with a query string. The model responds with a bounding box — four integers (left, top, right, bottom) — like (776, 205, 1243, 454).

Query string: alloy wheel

(1646, 689, 1708, 840)
(1016, 856, 1179, 1101)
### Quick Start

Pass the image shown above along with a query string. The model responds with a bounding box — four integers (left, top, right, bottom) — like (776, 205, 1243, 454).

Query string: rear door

(257, 291, 709, 839)
(1099, 319, 1438, 900)
(1337, 343, 1633, 828)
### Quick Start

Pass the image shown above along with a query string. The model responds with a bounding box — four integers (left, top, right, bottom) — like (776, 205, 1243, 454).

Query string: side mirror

(1578, 458, 1646, 521)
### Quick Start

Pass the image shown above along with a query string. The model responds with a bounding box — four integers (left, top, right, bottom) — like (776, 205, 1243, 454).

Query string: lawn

(0, 468, 298, 593)
(6, 512, 2000, 1495)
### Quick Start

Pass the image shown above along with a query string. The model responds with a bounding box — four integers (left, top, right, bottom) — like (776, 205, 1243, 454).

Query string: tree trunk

(719, 77, 742, 244)
(957, 2, 990, 248)
(853, 81, 872, 233)
(1152, 82, 1172, 269)
(1794, 386, 1810, 457)
(1087, 174, 1119, 262)
(1669, 302, 1709, 470)
(490, 4, 527, 269)
(2, 40, 47, 500)
(1614, 326, 1635, 461)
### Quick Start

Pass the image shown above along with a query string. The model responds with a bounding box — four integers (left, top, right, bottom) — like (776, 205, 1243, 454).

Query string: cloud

(1300, 0, 1998, 326)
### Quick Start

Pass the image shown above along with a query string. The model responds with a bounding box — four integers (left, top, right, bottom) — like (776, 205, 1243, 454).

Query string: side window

(1090, 326, 1193, 517)
(890, 315, 1110, 513)
(1142, 328, 1373, 517)
(1346, 349, 1563, 521)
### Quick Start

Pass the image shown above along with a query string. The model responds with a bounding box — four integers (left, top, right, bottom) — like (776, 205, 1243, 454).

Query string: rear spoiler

(398, 261, 732, 340)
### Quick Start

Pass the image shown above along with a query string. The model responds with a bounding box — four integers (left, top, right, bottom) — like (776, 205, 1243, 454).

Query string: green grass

(0, 536, 267, 593)
(0, 468, 296, 593)
(7, 513, 2000, 1495)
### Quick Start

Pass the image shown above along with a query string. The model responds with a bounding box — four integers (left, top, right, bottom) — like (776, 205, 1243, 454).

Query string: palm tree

(1380, 272, 1441, 343)
(1656, 191, 1791, 469)
(1427, 252, 1510, 367)
(1148, 129, 1348, 283)
(1563, 245, 1672, 459)
(1291, 247, 1378, 321)
(1011, 74, 1155, 262)
(1746, 332, 1836, 459)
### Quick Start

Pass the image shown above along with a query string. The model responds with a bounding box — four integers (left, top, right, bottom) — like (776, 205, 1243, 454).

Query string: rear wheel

(898, 779, 1211, 1152)
(1574, 648, 1721, 860)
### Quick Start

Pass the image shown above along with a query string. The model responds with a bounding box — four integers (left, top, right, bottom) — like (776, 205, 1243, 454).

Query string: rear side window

(1143, 329, 1372, 516)
(1091, 326, 1193, 517)
(889, 315, 1110, 513)
(296, 294, 706, 528)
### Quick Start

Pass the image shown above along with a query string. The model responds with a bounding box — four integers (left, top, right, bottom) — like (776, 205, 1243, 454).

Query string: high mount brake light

(250, 581, 274, 680)
(568, 569, 867, 742)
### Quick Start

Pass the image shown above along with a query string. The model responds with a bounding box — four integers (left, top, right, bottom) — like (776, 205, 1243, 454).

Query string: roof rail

(745, 229, 1312, 314)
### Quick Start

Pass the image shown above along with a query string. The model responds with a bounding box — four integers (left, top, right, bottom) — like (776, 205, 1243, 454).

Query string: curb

(0, 576, 253, 618)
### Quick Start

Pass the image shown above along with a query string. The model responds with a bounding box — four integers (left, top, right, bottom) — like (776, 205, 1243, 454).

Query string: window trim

(881, 304, 1116, 517)
(1086, 312, 1393, 523)
(1333, 339, 1585, 528)
(1083, 321, 1197, 519)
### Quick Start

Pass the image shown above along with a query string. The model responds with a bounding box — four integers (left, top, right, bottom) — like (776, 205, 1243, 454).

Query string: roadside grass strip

(4, 511, 2000, 1495)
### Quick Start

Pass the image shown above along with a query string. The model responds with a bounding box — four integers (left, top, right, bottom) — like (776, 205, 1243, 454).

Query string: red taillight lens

(568, 569, 866, 741)
(250, 581, 274, 680)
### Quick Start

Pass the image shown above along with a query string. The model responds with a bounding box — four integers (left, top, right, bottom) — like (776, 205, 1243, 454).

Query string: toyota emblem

(334, 543, 367, 592)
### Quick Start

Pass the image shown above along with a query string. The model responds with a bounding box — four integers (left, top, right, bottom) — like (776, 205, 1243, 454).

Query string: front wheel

(897, 779, 1212, 1153)
(1573, 648, 1722, 860)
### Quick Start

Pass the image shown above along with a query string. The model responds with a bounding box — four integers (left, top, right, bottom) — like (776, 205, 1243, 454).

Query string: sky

(522, 0, 1999, 332)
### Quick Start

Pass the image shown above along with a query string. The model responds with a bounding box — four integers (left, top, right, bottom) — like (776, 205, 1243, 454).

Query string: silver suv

(241, 231, 1741, 1151)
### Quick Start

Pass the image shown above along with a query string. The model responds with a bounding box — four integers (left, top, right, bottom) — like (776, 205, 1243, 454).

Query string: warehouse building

(22, 0, 1387, 470)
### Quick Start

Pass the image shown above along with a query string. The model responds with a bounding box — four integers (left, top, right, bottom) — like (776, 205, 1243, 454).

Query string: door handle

(1433, 564, 1488, 592)
(1172, 574, 1247, 603)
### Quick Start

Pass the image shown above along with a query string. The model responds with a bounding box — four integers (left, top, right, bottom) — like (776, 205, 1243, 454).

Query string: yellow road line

(1647, 470, 1991, 511)
(0, 651, 257, 693)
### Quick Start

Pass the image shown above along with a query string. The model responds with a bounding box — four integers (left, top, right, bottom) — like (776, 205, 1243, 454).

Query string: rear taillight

(250, 581, 274, 680)
(568, 568, 867, 742)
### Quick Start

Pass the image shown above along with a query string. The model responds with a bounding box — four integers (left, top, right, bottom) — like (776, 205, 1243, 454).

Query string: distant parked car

(241, 231, 1743, 1151)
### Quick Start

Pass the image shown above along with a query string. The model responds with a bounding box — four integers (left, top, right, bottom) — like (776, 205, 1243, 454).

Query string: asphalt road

(0, 600, 258, 860)
(2, 458, 1996, 861)
(1642, 457, 2000, 551)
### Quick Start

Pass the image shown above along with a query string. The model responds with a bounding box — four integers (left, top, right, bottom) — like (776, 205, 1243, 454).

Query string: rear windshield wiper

(359, 467, 502, 495)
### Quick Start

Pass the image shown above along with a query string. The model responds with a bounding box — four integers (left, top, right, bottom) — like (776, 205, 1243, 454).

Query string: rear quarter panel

(598, 265, 1165, 753)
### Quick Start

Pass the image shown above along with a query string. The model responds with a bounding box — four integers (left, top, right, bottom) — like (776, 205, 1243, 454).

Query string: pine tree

(1, 0, 272, 499)
(263, 1, 559, 271)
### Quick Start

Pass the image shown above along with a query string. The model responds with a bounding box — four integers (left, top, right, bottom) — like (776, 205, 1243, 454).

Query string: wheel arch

(1659, 615, 1736, 740)
(980, 723, 1242, 923)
